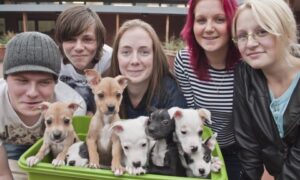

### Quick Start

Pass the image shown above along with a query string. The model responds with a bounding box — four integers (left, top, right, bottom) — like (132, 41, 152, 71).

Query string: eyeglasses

(232, 28, 270, 47)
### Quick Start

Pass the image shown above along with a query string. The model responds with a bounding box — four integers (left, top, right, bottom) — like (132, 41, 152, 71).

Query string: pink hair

(181, 0, 240, 80)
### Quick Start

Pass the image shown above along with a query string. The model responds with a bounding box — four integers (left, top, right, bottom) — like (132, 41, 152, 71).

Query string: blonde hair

(232, 0, 300, 61)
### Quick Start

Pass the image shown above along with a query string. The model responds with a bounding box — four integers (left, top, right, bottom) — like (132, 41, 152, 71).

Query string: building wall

(0, 11, 186, 46)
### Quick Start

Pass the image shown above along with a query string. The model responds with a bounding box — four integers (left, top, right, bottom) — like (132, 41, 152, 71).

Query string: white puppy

(168, 107, 211, 155)
(181, 133, 222, 177)
(111, 116, 153, 175)
(65, 141, 89, 167)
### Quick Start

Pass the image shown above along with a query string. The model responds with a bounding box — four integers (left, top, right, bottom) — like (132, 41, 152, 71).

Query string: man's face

(6, 72, 56, 123)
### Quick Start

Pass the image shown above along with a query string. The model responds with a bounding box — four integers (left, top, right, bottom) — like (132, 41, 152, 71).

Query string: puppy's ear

(111, 122, 124, 135)
(148, 106, 157, 114)
(204, 133, 218, 151)
(198, 108, 212, 124)
(84, 69, 101, 89)
(141, 116, 149, 127)
(68, 102, 80, 114)
(39, 101, 51, 114)
(168, 107, 182, 120)
(115, 75, 130, 90)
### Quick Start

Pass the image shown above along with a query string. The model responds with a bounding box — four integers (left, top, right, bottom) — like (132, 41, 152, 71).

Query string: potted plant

(0, 31, 15, 62)
(163, 36, 185, 71)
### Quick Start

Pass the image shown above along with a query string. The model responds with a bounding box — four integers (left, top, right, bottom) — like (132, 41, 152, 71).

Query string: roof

(0, 4, 187, 15)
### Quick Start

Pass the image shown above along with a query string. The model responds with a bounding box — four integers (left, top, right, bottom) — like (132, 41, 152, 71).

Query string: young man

(0, 31, 87, 180)
(55, 5, 112, 115)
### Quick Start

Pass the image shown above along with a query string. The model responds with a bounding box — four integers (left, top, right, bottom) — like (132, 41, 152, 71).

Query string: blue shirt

(269, 71, 300, 137)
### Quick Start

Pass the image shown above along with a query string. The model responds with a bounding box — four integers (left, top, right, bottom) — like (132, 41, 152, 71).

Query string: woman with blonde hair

(108, 19, 186, 118)
(232, 0, 300, 179)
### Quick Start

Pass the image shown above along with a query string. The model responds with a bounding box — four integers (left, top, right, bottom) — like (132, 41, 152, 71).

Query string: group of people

(0, 0, 299, 179)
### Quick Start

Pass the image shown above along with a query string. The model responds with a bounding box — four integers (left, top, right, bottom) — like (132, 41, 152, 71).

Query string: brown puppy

(85, 69, 129, 176)
(26, 101, 79, 167)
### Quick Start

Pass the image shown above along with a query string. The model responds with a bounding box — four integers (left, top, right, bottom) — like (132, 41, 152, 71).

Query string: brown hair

(108, 19, 172, 118)
(55, 5, 106, 64)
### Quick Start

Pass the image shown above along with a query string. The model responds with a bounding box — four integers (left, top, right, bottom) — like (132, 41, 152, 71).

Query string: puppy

(84, 69, 128, 176)
(145, 109, 186, 176)
(182, 133, 222, 177)
(26, 101, 79, 167)
(111, 116, 153, 175)
(168, 107, 211, 155)
(65, 141, 89, 167)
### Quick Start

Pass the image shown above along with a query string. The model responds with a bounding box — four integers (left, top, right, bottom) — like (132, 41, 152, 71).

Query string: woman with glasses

(232, 0, 300, 179)
(174, 0, 241, 179)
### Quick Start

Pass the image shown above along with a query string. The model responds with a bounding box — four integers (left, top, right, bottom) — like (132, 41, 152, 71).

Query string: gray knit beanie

(3, 31, 61, 80)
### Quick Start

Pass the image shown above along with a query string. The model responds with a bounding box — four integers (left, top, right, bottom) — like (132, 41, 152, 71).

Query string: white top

(0, 79, 87, 146)
(59, 44, 112, 113)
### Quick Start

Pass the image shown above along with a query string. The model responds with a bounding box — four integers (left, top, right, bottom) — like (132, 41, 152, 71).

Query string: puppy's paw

(113, 168, 124, 176)
(52, 158, 65, 166)
(112, 164, 124, 176)
(126, 166, 146, 175)
(26, 156, 40, 167)
(211, 157, 222, 172)
(88, 162, 100, 169)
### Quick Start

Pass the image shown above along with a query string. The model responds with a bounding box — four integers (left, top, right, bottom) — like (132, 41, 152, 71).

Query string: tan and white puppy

(84, 69, 129, 176)
(168, 107, 211, 155)
(26, 101, 79, 167)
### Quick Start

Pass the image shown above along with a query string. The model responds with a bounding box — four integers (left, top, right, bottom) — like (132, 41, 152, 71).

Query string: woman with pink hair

(174, 0, 241, 179)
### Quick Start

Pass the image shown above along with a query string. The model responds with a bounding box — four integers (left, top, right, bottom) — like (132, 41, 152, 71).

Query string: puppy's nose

(68, 160, 75, 166)
(199, 168, 205, 175)
(53, 131, 62, 140)
(191, 146, 198, 153)
(107, 105, 115, 112)
(132, 161, 141, 168)
(147, 126, 155, 134)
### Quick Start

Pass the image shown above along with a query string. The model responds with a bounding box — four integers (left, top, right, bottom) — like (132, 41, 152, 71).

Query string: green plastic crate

(18, 116, 228, 180)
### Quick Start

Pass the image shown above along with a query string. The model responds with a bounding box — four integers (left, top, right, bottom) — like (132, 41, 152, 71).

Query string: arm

(233, 64, 264, 180)
(277, 132, 300, 179)
(0, 145, 13, 180)
(174, 50, 195, 108)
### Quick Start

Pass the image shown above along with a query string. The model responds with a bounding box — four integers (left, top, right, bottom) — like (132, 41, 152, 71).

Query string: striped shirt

(174, 49, 235, 147)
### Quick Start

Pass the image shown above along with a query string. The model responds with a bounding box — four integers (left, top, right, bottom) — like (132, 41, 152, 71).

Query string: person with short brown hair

(55, 5, 112, 115)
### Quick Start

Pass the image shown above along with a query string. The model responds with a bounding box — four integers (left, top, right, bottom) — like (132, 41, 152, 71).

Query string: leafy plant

(163, 36, 185, 53)
(0, 31, 15, 46)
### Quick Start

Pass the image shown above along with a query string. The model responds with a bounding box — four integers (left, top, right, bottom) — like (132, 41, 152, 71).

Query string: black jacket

(233, 62, 300, 180)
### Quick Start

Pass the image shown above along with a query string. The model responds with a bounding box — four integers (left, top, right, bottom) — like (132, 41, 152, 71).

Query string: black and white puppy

(65, 141, 89, 167)
(145, 109, 186, 176)
(181, 133, 222, 177)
